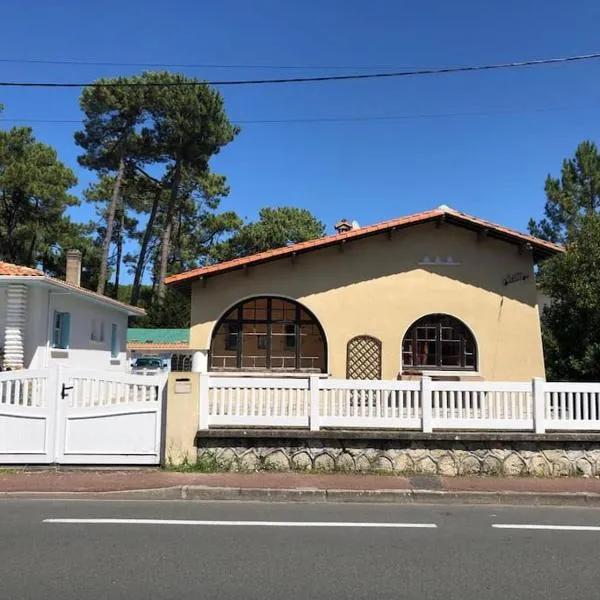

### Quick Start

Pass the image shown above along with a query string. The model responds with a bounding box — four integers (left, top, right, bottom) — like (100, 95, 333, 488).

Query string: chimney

(65, 249, 82, 287)
(334, 219, 353, 234)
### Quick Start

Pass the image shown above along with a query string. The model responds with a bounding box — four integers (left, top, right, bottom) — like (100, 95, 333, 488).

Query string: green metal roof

(127, 328, 189, 344)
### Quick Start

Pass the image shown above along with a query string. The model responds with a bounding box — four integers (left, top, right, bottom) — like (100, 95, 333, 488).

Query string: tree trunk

(156, 160, 181, 301)
(97, 156, 125, 294)
(130, 186, 162, 306)
(114, 201, 124, 299)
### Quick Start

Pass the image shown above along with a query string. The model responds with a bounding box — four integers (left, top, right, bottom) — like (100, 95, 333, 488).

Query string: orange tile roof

(165, 206, 565, 286)
(0, 262, 44, 276)
(0, 260, 145, 316)
(128, 342, 189, 350)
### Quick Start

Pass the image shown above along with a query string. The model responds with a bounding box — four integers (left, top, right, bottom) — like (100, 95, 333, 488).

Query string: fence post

(532, 377, 546, 434)
(198, 373, 209, 430)
(309, 375, 320, 431)
(421, 376, 433, 433)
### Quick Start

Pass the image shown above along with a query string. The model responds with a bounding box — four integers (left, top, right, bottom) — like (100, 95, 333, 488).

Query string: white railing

(199, 375, 600, 433)
(431, 381, 533, 430)
(0, 369, 49, 408)
(67, 370, 167, 407)
(319, 378, 421, 429)
(205, 376, 311, 427)
(545, 382, 600, 430)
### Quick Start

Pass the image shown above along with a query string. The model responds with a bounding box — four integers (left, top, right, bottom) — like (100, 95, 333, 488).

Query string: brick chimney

(334, 219, 353, 234)
(66, 249, 82, 287)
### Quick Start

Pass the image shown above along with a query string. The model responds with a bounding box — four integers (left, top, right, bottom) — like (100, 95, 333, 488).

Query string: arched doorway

(402, 314, 477, 371)
(210, 296, 327, 373)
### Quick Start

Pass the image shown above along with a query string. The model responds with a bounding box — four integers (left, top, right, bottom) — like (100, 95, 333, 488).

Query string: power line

(1, 102, 599, 126)
(0, 52, 598, 88)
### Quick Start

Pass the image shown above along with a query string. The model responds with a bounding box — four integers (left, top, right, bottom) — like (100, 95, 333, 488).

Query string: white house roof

(0, 261, 145, 317)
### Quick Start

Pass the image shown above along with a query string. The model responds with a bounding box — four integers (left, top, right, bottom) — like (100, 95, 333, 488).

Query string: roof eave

(166, 216, 563, 286)
(0, 276, 146, 316)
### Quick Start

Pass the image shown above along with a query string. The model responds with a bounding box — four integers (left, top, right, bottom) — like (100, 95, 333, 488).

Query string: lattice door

(346, 336, 382, 379)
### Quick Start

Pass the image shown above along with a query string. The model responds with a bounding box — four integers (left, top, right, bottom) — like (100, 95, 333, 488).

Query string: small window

(110, 324, 119, 358)
(91, 318, 104, 342)
(52, 312, 71, 349)
(402, 314, 477, 371)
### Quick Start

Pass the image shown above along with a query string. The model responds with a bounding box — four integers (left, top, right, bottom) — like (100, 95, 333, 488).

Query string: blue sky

(1, 0, 600, 273)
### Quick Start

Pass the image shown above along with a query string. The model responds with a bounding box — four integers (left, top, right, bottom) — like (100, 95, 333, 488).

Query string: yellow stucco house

(166, 205, 563, 382)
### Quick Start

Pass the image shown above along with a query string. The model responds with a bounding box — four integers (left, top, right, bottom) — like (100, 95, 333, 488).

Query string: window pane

(441, 341, 461, 366)
(299, 323, 325, 372)
(242, 300, 258, 321)
(110, 324, 118, 358)
(225, 323, 239, 351)
(210, 323, 238, 369)
(223, 307, 238, 320)
(415, 341, 437, 366)
(271, 322, 296, 369)
(254, 298, 268, 321)
(241, 322, 267, 369)
(441, 327, 458, 341)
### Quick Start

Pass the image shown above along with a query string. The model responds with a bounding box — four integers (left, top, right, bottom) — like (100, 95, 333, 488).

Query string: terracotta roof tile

(165, 206, 565, 286)
(127, 342, 189, 350)
(0, 262, 44, 276)
(0, 260, 145, 315)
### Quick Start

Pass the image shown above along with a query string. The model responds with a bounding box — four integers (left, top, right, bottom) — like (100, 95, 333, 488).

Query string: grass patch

(164, 454, 233, 473)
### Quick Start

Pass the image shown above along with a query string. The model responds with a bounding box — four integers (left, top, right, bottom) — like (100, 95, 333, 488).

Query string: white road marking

(493, 524, 600, 532)
(43, 518, 437, 528)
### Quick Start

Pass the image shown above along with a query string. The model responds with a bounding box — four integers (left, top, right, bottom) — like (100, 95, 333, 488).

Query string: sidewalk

(1, 469, 600, 506)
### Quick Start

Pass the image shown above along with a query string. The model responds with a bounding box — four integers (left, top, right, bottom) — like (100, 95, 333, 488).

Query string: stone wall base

(196, 434, 600, 477)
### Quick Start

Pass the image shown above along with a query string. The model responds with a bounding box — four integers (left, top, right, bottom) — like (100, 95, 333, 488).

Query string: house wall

(189, 222, 546, 381)
(1, 282, 132, 371)
(0, 287, 6, 351)
(24, 286, 49, 369)
(46, 291, 129, 371)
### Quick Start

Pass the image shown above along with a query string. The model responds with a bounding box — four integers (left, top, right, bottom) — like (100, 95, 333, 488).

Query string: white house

(0, 251, 145, 371)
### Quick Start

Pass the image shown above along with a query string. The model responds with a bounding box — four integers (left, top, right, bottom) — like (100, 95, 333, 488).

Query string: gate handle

(61, 384, 74, 399)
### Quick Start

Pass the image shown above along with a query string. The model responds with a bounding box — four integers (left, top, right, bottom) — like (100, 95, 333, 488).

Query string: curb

(1, 486, 600, 506)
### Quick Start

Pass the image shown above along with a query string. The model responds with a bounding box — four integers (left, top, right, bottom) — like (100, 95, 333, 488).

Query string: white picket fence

(200, 375, 600, 433)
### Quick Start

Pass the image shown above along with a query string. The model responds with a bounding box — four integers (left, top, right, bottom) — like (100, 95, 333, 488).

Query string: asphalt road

(2, 500, 600, 600)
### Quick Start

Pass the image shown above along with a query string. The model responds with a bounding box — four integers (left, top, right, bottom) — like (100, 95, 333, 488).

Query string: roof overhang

(0, 276, 146, 316)
(165, 207, 564, 288)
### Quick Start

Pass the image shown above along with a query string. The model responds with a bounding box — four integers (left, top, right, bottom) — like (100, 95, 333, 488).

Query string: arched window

(402, 314, 477, 371)
(210, 297, 327, 373)
(347, 336, 382, 379)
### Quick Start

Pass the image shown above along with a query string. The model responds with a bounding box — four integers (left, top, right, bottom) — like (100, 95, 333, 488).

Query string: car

(131, 357, 165, 373)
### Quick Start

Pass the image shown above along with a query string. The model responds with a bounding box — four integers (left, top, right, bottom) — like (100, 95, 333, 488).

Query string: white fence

(0, 370, 53, 463)
(200, 375, 600, 433)
(0, 367, 166, 464)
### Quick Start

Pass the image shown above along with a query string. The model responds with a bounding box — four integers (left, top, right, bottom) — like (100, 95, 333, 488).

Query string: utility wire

(0, 52, 598, 88)
(1, 102, 599, 126)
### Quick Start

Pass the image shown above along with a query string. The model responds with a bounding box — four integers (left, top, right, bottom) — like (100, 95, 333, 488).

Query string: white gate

(0, 367, 166, 465)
